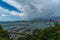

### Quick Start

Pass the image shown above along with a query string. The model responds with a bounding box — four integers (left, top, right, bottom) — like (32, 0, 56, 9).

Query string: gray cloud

(2, 0, 60, 20)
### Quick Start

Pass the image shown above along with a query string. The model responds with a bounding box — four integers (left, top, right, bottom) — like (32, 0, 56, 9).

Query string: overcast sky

(0, 0, 60, 21)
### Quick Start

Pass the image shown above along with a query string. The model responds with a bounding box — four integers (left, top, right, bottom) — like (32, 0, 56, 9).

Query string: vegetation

(17, 22, 60, 40)
(0, 22, 60, 40)
(0, 25, 11, 40)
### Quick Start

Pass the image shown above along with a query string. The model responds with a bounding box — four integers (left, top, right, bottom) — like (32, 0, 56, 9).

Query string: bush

(17, 22, 60, 40)
(0, 25, 11, 40)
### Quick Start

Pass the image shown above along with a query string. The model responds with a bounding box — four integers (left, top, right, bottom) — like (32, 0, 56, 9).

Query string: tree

(0, 25, 11, 40)
(17, 22, 60, 40)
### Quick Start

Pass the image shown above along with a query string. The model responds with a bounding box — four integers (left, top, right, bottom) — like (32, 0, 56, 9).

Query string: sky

(0, 0, 60, 21)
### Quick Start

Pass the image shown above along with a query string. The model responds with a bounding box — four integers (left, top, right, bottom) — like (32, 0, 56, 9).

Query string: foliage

(17, 22, 60, 40)
(0, 25, 11, 40)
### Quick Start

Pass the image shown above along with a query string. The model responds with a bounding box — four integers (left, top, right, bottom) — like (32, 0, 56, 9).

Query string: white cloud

(9, 11, 27, 17)
(0, 7, 9, 13)
(1, 14, 7, 17)
(19, 13, 27, 17)
(52, 0, 59, 3)
(2, 0, 60, 20)
(0, 6, 26, 17)
(0, 6, 27, 21)
(2, 0, 23, 11)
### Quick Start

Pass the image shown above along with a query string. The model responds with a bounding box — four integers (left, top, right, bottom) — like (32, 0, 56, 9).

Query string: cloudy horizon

(0, 0, 60, 21)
